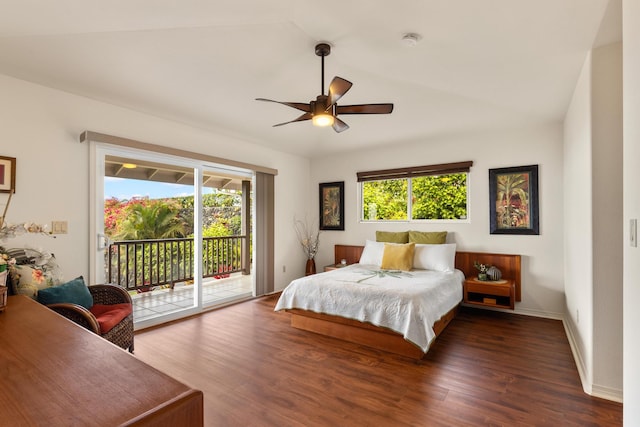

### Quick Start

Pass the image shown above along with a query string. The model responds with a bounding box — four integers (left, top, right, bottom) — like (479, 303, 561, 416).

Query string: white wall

(591, 42, 623, 397)
(624, 0, 640, 422)
(0, 74, 310, 290)
(309, 124, 565, 317)
(563, 52, 594, 389)
(563, 41, 623, 400)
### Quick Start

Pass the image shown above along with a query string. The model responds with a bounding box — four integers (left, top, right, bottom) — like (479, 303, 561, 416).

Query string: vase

(305, 258, 316, 276)
(487, 266, 502, 281)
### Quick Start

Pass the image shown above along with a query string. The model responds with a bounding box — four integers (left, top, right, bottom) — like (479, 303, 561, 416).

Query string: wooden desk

(0, 296, 203, 426)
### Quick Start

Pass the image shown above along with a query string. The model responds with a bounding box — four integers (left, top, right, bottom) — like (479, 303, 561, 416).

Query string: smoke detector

(401, 33, 422, 47)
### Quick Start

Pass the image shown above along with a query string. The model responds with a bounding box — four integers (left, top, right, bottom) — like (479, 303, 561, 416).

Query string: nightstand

(463, 277, 515, 310)
(324, 264, 348, 272)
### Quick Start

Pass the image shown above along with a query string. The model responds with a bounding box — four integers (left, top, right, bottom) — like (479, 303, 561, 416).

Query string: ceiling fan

(256, 43, 394, 133)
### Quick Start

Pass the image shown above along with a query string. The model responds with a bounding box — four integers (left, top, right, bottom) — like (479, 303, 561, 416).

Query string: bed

(275, 243, 521, 360)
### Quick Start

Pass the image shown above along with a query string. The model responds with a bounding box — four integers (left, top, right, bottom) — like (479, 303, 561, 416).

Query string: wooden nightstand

(324, 264, 348, 272)
(463, 277, 515, 310)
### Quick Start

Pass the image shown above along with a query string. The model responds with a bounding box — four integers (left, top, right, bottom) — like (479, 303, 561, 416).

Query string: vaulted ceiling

(0, 0, 620, 158)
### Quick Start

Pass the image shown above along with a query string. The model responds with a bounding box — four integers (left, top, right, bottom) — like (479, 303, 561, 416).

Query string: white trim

(591, 384, 623, 403)
(562, 314, 623, 403)
(562, 315, 590, 394)
(358, 172, 471, 222)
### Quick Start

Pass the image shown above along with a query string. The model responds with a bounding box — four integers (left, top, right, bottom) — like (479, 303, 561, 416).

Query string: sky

(104, 177, 214, 200)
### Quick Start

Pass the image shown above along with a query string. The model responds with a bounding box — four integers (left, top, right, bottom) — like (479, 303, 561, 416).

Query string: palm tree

(115, 202, 186, 240)
(496, 173, 529, 228)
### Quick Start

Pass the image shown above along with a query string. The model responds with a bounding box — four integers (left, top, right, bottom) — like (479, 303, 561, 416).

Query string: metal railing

(107, 236, 248, 291)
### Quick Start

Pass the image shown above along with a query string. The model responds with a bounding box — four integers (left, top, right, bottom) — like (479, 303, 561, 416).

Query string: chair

(47, 284, 134, 352)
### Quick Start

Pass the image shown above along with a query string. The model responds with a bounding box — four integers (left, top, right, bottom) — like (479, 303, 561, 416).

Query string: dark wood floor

(134, 294, 622, 427)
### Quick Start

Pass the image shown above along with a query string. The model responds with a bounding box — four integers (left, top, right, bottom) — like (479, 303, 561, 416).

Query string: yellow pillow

(376, 231, 409, 243)
(381, 243, 415, 271)
(408, 230, 447, 244)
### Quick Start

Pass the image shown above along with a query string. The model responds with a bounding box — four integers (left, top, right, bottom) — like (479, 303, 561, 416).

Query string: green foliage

(105, 191, 243, 240)
(411, 174, 468, 219)
(203, 192, 241, 208)
(202, 222, 230, 237)
(362, 180, 408, 220)
(114, 200, 187, 240)
(362, 174, 468, 221)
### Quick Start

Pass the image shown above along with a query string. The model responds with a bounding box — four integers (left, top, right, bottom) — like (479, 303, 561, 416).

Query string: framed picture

(0, 156, 16, 193)
(489, 165, 539, 235)
(319, 181, 344, 230)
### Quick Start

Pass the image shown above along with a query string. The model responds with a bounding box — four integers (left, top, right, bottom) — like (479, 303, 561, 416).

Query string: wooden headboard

(334, 244, 522, 302)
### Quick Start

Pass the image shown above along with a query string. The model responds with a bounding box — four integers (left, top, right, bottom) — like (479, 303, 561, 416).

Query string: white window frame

(358, 171, 472, 224)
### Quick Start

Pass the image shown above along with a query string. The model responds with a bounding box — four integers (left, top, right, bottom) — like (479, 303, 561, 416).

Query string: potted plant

(474, 261, 490, 281)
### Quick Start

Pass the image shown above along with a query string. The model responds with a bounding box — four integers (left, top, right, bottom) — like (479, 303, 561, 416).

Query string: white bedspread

(274, 264, 464, 352)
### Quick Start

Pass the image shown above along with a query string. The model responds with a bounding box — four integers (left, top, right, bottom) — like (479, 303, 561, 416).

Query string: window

(358, 161, 472, 222)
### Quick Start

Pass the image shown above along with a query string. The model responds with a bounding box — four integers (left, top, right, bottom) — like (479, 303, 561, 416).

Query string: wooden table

(0, 295, 203, 426)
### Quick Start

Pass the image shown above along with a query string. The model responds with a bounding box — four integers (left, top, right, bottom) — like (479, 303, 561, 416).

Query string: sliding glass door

(91, 144, 254, 329)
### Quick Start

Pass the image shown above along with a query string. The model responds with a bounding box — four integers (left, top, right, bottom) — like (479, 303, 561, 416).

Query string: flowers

(31, 268, 45, 284)
(474, 261, 491, 281)
(0, 222, 54, 241)
(0, 248, 16, 288)
(473, 261, 489, 274)
(0, 250, 16, 273)
(294, 216, 320, 260)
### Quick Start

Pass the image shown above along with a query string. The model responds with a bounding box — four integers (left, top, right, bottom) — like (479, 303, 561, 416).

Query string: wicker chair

(47, 284, 134, 353)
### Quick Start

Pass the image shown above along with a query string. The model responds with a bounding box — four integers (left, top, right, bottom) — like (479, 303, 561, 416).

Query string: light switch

(51, 221, 68, 234)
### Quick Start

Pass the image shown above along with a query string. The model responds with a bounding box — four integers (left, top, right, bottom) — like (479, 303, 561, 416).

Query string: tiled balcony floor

(131, 273, 253, 323)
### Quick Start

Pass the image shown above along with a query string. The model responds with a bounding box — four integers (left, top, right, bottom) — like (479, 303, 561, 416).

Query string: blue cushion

(37, 276, 93, 310)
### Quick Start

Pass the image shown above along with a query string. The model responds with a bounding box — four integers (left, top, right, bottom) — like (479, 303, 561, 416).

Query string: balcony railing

(108, 236, 248, 291)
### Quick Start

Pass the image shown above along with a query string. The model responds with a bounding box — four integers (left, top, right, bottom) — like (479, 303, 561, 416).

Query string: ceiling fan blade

(336, 103, 394, 115)
(327, 77, 353, 106)
(256, 98, 311, 113)
(272, 112, 313, 127)
(332, 117, 350, 133)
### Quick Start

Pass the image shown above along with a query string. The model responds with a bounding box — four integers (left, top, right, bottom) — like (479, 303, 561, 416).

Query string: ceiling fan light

(312, 113, 334, 127)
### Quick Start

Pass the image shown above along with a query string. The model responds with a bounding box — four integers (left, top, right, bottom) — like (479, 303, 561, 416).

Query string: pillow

(90, 303, 133, 334)
(376, 231, 409, 244)
(408, 230, 448, 244)
(37, 276, 93, 310)
(12, 265, 59, 299)
(381, 242, 415, 271)
(413, 243, 457, 272)
(359, 240, 385, 266)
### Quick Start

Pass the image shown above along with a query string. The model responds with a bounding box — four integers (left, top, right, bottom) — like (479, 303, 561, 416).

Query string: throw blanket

(275, 264, 464, 352)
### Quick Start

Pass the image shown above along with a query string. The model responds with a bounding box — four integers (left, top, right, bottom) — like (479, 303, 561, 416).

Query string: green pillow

(37, 276, 93, 310)
(376, 231, 409, 243)
(408, 231, 447, 244)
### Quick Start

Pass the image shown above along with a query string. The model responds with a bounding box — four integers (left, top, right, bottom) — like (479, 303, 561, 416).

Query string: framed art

(0, 156, 16, 193)
(319, 181, 344, 231)
(489, 165, 539, 235)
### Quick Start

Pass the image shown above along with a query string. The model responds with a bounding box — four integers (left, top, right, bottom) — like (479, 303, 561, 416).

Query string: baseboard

(514, 307, 564, 320)
(591, 384, 623, 403)
(561, 317, 590, 394)
(561, 315, 623, 403)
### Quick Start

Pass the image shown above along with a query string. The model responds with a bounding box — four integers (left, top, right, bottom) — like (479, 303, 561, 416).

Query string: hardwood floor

(134, 294, 622, 426)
